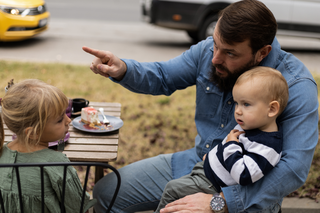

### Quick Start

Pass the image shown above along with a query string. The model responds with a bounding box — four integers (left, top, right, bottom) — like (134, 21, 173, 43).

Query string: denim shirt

(114, 37, 318, 212)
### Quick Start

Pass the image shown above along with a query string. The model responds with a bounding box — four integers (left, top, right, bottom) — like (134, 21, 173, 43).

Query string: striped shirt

(203, 124, 282, 192)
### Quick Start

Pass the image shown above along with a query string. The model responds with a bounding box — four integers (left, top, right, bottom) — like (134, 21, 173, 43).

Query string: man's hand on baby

(160, 193, 212, 213)
(226, 129, 245, 143)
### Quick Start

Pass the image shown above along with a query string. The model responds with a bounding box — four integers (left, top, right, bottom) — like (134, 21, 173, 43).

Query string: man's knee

(93, 172, 118, 200)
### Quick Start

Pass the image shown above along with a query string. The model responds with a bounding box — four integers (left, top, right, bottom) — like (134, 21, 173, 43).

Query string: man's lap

(93, 153, 173, 213)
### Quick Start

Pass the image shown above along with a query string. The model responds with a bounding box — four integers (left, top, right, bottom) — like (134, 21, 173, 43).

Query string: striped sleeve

(219, 132, 282, 185)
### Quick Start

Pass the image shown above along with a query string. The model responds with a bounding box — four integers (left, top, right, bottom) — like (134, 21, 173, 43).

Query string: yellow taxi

(0, 0, 50, 42)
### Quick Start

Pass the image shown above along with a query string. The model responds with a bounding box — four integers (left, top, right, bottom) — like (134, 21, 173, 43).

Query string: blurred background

(0, 0, 319, 73)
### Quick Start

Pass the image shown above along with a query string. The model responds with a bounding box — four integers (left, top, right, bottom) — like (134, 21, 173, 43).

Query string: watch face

(211, 196, 225, 211)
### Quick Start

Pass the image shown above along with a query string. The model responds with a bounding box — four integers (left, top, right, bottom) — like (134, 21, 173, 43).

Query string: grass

(0, 60, 319, 200)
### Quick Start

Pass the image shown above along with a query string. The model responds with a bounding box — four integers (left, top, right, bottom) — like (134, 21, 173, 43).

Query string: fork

(99, 108, 110, 124)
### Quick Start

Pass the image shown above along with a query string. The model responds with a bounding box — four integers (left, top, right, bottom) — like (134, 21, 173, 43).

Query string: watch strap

(214, 208, 225, 213)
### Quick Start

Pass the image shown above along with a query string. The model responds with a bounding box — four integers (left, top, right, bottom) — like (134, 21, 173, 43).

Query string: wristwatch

(210, 193, 226, 213)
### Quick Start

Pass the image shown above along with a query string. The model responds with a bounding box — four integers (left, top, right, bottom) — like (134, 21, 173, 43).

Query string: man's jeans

(93, 152, 282, 213)
(93, 154, 173, 213)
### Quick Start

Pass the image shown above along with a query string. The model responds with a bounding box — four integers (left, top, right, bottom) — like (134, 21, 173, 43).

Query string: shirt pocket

(196, 75, 222, 118)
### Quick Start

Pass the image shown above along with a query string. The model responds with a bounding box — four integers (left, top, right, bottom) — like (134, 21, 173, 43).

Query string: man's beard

(209, 57, 257, 92)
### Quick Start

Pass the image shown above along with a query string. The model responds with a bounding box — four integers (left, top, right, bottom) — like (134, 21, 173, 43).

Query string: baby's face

(232, 79, 272, 131)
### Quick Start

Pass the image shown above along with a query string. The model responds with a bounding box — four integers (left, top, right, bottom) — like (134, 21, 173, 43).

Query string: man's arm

(108, 41, 209, 96)
(83, 40, 207, 96)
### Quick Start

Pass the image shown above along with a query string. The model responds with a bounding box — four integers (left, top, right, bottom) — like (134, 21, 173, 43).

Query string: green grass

(1, 60, 319, 200)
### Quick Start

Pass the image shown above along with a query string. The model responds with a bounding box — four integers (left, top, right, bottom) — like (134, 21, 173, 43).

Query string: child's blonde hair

(0, 79, 68, 154)
(235, 66, 289, 115)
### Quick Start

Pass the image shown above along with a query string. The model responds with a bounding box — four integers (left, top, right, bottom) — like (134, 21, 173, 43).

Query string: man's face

(210, 25, 259, 92)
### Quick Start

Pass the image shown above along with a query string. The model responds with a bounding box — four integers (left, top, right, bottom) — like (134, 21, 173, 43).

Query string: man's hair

(235, 66, 289, 115)
(218, 0, 277, 54)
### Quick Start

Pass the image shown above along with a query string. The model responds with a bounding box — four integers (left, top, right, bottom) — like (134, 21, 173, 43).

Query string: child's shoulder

(1, 142, 70, 163)
(35, 148, 70, 163)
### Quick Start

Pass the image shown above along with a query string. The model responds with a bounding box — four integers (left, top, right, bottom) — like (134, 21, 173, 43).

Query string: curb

(281, 197, 320, 213)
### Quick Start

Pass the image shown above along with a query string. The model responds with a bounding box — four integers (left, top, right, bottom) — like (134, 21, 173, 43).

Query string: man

(83, 0, 318, 212)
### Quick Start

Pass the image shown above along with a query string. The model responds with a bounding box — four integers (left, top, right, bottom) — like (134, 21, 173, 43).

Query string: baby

(156, 66, 289, 213)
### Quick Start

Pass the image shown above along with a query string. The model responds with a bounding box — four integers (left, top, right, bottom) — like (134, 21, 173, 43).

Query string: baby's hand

(226, 129, 245, 143)
(202, 153, 207, 161)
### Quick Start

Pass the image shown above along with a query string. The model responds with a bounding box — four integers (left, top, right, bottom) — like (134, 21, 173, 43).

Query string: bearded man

(83, 1, 318, 212)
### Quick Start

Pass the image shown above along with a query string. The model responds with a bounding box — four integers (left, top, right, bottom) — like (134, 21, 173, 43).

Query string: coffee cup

(72, 98, 89, 113)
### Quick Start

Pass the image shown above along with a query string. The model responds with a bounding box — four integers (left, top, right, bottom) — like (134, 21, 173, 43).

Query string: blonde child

(156, 67, 289, 213)
(0, 79, 95, 212)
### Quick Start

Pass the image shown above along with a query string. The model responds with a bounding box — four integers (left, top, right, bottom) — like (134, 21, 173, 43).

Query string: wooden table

(3, 102, 121, 183)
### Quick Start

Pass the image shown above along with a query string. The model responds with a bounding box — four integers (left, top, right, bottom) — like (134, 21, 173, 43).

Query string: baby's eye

(244, 103, 250, 107)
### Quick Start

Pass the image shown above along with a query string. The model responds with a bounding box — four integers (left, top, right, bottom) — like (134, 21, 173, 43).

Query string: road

(0, 0, 320, 74)
(45, 0, 141, 22)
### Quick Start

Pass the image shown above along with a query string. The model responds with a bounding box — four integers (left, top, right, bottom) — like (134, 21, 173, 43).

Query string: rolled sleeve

(110, 39, 210, 96)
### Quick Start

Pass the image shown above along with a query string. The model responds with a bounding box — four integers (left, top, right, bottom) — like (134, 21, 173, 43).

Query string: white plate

(72, 115, 123, 133)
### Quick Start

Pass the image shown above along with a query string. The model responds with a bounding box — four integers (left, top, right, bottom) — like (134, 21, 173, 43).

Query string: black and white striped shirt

(203, 124, 282, 192)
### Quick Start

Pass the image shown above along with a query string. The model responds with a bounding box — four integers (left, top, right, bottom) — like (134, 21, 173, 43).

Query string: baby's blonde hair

(0, 79, 68, 154)
(234, 66, 289, 115)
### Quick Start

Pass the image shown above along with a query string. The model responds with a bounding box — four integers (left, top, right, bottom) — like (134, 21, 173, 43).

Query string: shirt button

(221, 124, 224, 128)
(206, 144, 210, 148)
(8, 174, 11, 178)
(206, 87, 210, 91)
(228, 101, 231, 104)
